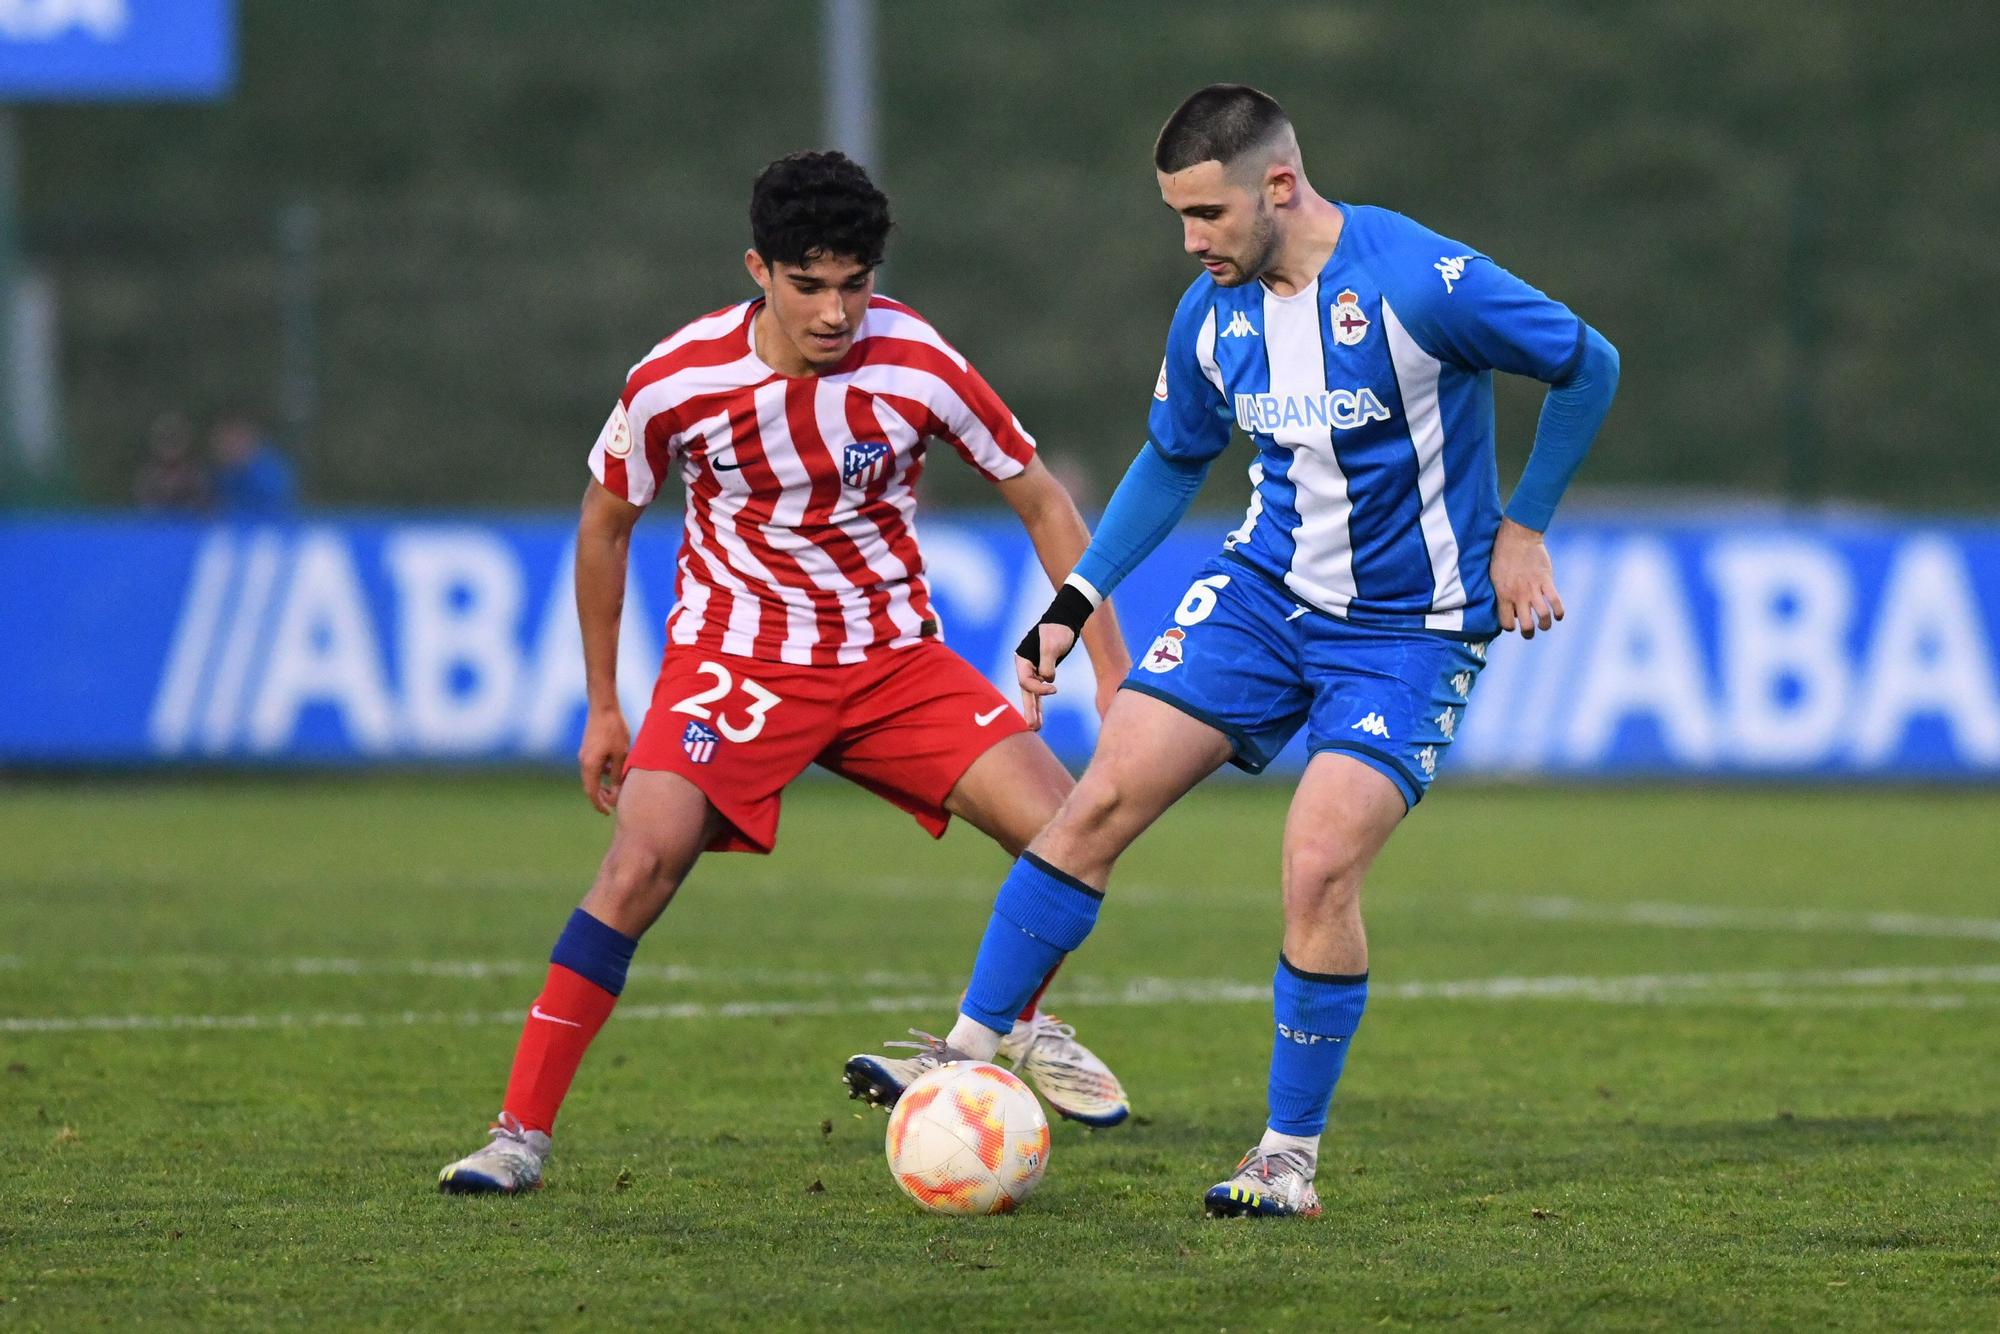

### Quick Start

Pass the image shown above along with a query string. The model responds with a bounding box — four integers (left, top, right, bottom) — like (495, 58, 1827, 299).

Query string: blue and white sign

(0, 1, 234, 100)
(2, 512, 1998, 779)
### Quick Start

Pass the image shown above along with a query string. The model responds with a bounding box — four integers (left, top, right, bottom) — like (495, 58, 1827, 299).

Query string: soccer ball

(884, 1061, 1049, 1215)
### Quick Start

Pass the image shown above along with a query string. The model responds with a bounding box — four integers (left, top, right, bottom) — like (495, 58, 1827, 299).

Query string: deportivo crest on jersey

(1331, 290, 1370, 346)
(1153, 358, 1169, 401)
(682, 719, 720, 764)
(1141, 627, 1186, 674)
(842, 440, 893, 488)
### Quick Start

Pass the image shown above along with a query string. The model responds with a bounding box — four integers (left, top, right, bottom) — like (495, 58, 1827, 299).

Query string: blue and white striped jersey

(1148, 203, 1585, 637)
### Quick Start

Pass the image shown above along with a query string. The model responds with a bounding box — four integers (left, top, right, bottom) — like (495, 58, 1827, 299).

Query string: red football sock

(1018, 960, 1061, 1022)
(500, 963, 620, 1134)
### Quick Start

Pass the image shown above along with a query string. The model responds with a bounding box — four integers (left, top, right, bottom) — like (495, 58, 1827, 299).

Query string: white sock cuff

(1260, 1127, 1322, 1161)
(947, 1014, 1005, 1062)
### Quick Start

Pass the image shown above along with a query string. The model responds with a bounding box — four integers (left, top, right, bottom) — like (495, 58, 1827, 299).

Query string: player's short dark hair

(1154, 84, 1293, 174)
(749, 150, 892, 270)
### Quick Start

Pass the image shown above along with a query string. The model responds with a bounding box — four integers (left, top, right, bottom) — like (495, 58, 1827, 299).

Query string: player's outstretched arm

(576, 480, 644, 811)
(1011, 442, 1212, 726)
(995, 458, 1131, 726)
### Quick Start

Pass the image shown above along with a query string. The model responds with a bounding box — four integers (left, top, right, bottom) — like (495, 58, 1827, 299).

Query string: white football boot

(842, 1030, 973, 1110)
(437, 1113, 551, 1195)
(996, 1012, 1131, 1127)
(1202, 1145, 1322, 1218)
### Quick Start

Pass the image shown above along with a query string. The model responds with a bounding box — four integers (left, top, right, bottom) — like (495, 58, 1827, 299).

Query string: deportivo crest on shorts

(681, 719, 720, 764)
(841, 440, 892, 487)
(1142, 627, 1186, 674)
(1330, 290, 1370, 347)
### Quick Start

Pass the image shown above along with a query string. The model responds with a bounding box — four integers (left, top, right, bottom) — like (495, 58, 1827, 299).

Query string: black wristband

(1015, 583, 1095, 665)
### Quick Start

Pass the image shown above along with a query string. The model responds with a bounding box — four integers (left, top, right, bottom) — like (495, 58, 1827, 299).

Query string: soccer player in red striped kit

(438, 151, 1132, 1193)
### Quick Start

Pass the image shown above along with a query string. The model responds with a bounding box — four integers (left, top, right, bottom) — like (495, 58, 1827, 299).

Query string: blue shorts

(1121, 556, 1491, 808)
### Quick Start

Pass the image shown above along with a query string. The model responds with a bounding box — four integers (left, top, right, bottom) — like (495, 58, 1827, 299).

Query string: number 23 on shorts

(668, 661, 782, 742)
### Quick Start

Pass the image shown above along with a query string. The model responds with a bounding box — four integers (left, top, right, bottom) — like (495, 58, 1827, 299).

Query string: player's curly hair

(750, 151, 893, 269)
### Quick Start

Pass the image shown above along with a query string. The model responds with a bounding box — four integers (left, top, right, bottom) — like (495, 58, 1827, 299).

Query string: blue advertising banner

(0, 0, 234, 100)
(3, 512, 1999, 777)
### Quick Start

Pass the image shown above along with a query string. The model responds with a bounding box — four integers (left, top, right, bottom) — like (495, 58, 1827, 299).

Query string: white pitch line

(0, 953, 946, 990)
(8, 892, 2000, 985)
(6, 965, 1999, 1035)
(1483, 895, 2000, 944)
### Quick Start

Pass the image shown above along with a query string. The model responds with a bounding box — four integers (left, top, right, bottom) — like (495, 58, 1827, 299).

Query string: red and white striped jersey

(588, 296, 1037, 665)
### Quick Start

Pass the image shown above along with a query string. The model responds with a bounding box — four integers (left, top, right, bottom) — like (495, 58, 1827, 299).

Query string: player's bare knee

(1045, 774, 1137, 856)
(1282, 842, 1364, 916)
(588, 831, 689, 924)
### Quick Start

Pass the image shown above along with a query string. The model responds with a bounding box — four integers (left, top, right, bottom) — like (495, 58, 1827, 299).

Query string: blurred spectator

(210, 414, 299, 516)
(133, 411, 209, 511)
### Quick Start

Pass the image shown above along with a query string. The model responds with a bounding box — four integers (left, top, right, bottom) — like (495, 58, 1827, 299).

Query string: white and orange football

(884, 1061, 1050, 1215)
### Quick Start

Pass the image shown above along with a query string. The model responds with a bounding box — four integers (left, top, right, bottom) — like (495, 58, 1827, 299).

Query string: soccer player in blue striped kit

(847, 84, 1620, 1216)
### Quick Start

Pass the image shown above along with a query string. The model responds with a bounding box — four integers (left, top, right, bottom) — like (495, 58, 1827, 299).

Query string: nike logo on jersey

(1351, 712, 1391, 739)
(710, 456, 745, 471)
(1219, 310, 1259, 338)
(530, 1005, 584, 1028)
(974, 706, 1009, 727)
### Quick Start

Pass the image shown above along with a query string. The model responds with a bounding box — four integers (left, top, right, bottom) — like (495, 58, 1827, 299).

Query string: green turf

(3, 776, 1997, 1330)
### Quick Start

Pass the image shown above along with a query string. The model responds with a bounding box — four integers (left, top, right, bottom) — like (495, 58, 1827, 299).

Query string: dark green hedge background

(18, 1, 1998, 510)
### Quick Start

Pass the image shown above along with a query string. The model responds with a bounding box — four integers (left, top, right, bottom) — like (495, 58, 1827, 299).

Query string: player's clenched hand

(578, 705, 630, 814)
(1014, 624, 1078, 731)
(1490, 517, 1564, 640)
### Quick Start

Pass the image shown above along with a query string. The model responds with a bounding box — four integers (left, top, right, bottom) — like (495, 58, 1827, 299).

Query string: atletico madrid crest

(842, 440, 893, 488)
(1331, 289, 1370, 347)
(681, 719, 720, 764)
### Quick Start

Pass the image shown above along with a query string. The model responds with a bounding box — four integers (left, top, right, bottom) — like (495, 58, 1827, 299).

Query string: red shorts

(624, 640, 1031, 854)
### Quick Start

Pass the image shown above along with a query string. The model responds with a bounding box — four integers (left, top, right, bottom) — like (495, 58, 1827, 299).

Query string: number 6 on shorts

(1175, 574, 1231, 627)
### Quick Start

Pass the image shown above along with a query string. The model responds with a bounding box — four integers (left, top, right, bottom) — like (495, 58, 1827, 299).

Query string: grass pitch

(2, 775, 1997, 1330)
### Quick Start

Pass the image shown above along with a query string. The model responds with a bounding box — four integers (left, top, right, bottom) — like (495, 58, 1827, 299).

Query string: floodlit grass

(3, 776, 1997, 1329)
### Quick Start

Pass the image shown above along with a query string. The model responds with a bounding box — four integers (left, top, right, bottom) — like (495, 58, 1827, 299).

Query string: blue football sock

(959, 853, 1103, 1034)
(1266, 954, 1369, 1136)
(549, 908, 639, 997)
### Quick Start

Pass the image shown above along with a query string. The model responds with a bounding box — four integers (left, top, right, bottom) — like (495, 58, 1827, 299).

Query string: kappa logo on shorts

(1436, 706, 1458, 740)
(1417, 745, 1438, 778)
(1142, 627, 1186, 674)
(681, 719, 720, 764)
(841, 440, 893, 488)
(1451, 671, 1474, 700)
(1351, 712, 1391, 739)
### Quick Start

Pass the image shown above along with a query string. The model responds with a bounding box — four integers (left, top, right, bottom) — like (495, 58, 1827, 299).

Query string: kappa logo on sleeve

(1434, 255, 1476, 294)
